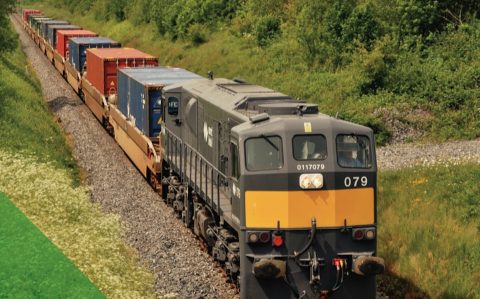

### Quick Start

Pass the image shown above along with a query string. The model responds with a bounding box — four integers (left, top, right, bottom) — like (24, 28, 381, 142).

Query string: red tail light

(272, 234, 284, 247)
(259, 232, 270, 243)
(353, 229, 364, 240)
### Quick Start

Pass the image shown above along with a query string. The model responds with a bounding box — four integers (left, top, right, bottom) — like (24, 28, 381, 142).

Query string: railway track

(11, 13, 238, 299)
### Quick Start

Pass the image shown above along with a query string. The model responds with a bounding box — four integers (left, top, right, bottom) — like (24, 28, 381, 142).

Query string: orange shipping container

(85, 48, 158, 96)
(56, 30, 97, 58)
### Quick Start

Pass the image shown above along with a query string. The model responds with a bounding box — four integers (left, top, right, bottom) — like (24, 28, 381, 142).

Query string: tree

(0, 0, 17, 53)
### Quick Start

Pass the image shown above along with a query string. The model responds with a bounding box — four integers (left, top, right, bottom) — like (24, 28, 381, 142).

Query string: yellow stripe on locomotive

(245, 188, 374, 229)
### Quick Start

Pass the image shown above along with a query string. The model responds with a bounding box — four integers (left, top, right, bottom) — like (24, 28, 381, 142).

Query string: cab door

(164, 92, 182, 138)
(229, 138, 241, 227)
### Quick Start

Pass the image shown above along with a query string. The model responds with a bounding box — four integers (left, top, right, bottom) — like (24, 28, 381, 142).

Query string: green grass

(0, 23, 157, 298)
(0, 192, 105, 298)
(378, 163, 480, 298)
(0, 34, 78, 182)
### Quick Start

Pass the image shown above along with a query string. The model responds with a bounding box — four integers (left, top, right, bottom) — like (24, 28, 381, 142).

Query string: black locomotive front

(232, 116, 384, 298)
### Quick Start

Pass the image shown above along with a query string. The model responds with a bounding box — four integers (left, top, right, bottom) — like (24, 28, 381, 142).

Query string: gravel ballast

(11, 16, 236, 299)
(377, 139, 480, 170)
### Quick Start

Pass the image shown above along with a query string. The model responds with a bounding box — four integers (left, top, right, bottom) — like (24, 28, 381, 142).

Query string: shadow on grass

(378, 270, 430, 299)
(379, 270, 472, 299)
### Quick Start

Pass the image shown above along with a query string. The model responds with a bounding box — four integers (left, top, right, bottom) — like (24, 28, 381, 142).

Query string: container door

(148, 89, 162, 137)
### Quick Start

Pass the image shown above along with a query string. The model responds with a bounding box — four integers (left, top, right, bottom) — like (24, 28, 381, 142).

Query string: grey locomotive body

(162, 78, 384, 298)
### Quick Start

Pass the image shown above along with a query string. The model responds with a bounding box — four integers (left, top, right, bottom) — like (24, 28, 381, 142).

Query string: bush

(187, 23, 208, 45)
(255, 15, 281, 47)
(0, 0, 16, 54)
(0, 19, 17, 54)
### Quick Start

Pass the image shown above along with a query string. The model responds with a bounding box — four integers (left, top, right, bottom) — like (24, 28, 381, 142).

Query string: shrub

(187, 23, 208, 45)
(255, 15, 281, 47)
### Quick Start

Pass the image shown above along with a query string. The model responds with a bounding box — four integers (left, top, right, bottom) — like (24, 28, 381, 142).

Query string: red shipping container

(23, 9, 41, 22)
(56, 30, 97, 59)
(85, 48, 158, 96)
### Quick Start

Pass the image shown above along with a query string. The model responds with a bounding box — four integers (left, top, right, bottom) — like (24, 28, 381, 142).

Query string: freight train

(20, 9, 385, 299)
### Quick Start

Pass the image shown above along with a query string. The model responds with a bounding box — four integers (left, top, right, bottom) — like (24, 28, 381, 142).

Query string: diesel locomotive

(161, 77, 385, 298)
(20, 9, 385, 298)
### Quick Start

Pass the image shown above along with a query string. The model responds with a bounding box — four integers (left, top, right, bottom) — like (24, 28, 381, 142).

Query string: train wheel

(182, 189, 194, 228)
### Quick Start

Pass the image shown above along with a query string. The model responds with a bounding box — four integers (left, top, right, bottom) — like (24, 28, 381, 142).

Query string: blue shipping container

(117, 67, 203, 137)
(48, 24, 81, 47)
(40, 20, 68, 38)
(68, 37, 121, 73)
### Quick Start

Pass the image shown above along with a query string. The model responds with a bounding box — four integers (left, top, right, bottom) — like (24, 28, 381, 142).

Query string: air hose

(294, 217, 317, 260)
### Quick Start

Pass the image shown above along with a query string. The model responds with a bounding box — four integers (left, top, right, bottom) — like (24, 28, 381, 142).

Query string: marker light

(248, 232, 259, 243)
(259, 232, 270, 243)
(299, 173, 324, 189)
(365, 230, 375, 240)
(353, 229, 365, 240)
(272, 234, 284, 247)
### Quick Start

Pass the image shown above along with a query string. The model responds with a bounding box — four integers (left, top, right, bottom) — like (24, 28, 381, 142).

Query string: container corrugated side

(47, 25, 80, 47)
(28, 15, 43, 27)
(32, 17, 50, 31)
(68, 37, 121, 73)
(41, 20, 68, 38)
(56, 30, 97, 58)
(117, 67, 202, 137)
(85, 48, 158, 96)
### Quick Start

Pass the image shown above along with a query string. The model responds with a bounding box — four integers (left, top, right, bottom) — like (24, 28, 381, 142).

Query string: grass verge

(0, 31, 78, 183)
(0, 192, 104, 298)
(0, 26, 157, 298)
(378, 163, 480, 298)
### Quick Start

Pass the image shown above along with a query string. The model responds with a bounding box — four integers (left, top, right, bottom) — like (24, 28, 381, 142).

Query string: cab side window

(167, 96, 179, 115)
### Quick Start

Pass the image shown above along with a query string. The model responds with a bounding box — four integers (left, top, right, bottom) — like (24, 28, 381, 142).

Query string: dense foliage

(22, 0, 480, 143)
(0, 0, 17, 52)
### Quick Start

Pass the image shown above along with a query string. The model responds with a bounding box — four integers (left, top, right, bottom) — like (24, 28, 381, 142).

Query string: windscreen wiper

(261, 134, 279, 151)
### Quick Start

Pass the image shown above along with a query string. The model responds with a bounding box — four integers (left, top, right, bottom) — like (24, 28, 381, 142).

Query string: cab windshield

(245, 136, 283, 171)
(293, 134, 327, 160)
(336, 135, 372, 168)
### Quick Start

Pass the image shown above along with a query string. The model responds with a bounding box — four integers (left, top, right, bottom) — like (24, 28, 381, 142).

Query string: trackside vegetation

(0, 25, 157, 298)
(24, 0, 480, 144)
(378, 163, 480, 298)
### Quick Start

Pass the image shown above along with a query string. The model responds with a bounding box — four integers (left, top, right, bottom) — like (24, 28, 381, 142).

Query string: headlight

(299, 173, 324, 189)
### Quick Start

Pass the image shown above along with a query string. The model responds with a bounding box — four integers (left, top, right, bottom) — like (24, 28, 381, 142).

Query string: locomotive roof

(164, 78, 373, 134)
(164, 78, 304, 120)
